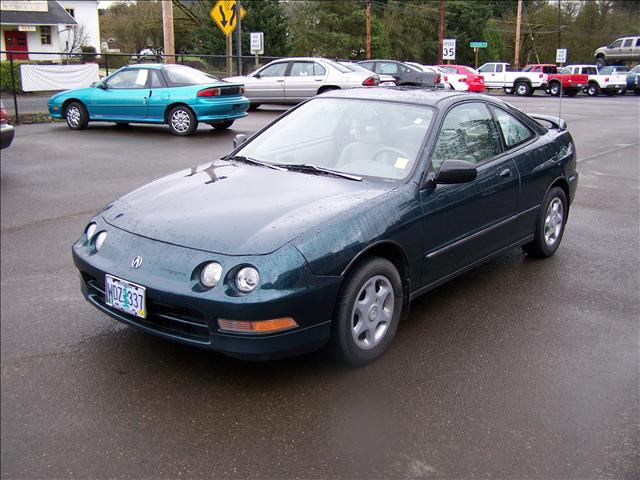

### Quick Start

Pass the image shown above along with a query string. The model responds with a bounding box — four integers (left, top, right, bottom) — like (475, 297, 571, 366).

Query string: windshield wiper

(226, 155, 286, 171)
(276, 163, 362, 181)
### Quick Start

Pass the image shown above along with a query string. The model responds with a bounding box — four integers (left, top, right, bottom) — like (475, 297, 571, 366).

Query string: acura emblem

(131, 256, 143, 269)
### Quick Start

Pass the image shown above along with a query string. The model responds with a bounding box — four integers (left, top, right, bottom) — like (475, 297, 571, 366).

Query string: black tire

(595, 57, 606, 69)
(522, 186, 568, 258)
(331, 257, 403, 365)
(167, 105, 198, 136)
(515, 81, 532, 96)
(617, 88, 627, 95)
(317, 86, 340, 95)
(604, 89, 616, 97)
(209, 120, 234, 130)
(248, 103, 261, 111)
(115, 122, 130, 127)
(65, 101, 89, 130)
(503, 87, 514, 94)
(587, 83, 599, 96)
(549, 82, 562, 96)
(635, 89, 640, 96)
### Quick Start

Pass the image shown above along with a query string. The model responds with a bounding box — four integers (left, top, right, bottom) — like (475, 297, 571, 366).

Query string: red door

(4, 31, 28, 60)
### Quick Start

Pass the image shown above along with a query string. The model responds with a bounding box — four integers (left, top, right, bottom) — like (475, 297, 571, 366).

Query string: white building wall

(0, 25, 63, 61)
(57, 0, 101, 52)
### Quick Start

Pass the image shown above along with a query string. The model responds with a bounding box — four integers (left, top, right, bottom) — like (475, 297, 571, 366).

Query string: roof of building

(0, 1, 77, 26)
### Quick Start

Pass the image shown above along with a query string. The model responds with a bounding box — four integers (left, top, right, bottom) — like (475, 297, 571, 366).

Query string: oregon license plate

(105, 274, 146, 319)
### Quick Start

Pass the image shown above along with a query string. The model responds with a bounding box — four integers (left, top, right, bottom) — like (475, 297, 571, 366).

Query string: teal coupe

(48, 64, 249, 136)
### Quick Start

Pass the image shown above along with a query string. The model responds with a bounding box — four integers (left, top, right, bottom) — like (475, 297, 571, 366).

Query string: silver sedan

(224, 57, 380, 108)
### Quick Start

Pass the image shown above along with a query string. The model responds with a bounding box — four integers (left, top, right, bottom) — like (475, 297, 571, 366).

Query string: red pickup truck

(522, 64, 588, 96)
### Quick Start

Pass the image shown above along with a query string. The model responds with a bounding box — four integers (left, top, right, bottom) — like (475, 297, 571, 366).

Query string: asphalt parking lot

(1, 94, 638, 479)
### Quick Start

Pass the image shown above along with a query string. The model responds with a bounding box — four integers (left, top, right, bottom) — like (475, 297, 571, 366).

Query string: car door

(250, 61, 289, 102)
(90, 68, 150, 120)
(284, 61, 327, 103)
(419, 101, 519, 288)
(478, 63, 498, 87)
(146, 69, 171, 122)
(607, 39, 624, 61)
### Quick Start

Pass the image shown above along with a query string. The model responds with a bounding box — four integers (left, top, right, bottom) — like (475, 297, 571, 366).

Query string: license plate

(105, 274, 146, 319)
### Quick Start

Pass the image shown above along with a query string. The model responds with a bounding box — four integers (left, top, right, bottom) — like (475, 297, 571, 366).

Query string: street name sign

(210, 0, 247, 37)
(470, 41, 488, 48)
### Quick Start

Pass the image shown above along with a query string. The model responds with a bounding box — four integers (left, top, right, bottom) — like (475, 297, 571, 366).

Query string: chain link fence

(0, 51, 280, 123)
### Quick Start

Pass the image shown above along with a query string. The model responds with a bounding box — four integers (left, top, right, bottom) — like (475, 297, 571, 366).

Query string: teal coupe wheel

(168, 106, 198, 136)
(65, 102, 88, 130)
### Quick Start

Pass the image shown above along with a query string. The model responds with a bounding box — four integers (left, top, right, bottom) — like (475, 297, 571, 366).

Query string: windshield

(162, 66, 218, 86)
(235, 98, 434, 181)
(464, 67, 479, 75)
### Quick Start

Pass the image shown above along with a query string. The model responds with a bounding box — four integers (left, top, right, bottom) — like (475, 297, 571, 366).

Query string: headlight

(95, 231, 107, 251)
(85, 222, 97, 241)
(200, 262, 223, 288)
(236, 266, 259, 293)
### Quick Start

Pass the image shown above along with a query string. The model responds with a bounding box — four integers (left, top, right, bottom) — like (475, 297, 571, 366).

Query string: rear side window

(623, 39, 633, 47)
(378, 62, 399, 74)
(149, 70, 164, 88)
(496, 64, 504, 73)
(493, 108, 534, 149)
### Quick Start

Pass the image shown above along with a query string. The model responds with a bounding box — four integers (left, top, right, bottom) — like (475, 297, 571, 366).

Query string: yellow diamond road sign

(211, 0, 246, 37)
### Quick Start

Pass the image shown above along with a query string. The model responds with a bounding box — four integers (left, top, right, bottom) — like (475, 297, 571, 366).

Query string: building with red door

(1, 0, 81, 61)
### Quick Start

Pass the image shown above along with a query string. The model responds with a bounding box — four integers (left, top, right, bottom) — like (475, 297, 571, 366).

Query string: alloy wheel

(67, 106, 80, 127)
(170, 109, 191, 133)
(544, 197, 564, 247)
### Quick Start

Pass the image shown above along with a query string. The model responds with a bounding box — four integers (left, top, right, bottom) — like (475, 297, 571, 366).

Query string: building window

(40, 26, 51, 45)
(65, 8, 75, 18)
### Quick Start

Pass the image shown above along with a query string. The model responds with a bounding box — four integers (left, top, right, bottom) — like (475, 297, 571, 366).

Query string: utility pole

(366, 0, 371, 59)
(438, 0, 445, 64)
(557, 0, 562, 51)
(514, 0, 522, 70)
(236, 0, 242, 75)
(162, 0, 175, 64)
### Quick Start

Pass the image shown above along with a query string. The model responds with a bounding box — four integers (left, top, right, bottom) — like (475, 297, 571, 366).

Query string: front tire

(587, 83, 599, 96)
(549, 82, 562, 96)
(515, 81, 532, 96)
(167, 106, 198, 136)
(595, 57, 606, 69)
(522, 187, 568, 258)
(65, 102, 89, 130)
(331, 257, 403, 365)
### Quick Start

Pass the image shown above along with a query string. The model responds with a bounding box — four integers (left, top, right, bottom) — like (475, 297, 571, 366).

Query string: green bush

(0, 60, 37, 94)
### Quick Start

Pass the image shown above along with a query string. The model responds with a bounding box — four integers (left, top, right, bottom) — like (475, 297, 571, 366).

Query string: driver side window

(431, 103, 501, 170)
(106, 69, 148, 89)
(259, 62, 288, 77)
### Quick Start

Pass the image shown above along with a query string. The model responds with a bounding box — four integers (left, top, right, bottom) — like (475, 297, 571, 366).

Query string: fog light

(200, 262, 223, 288)
(95, 231, 107, 251)
(85, 222, 97, 241)
(235, 266, 259, 292)
(218, 317, 298, 334)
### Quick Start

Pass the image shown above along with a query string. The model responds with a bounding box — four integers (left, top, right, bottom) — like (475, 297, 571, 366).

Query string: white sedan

(225, 57, 380, 109)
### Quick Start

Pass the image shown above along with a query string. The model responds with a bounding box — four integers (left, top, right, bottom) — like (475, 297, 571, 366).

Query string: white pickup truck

(562, 65, 627, 96)
(477, 62, 548, 96)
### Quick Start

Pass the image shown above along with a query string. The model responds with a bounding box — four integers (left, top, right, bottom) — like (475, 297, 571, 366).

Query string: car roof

(320, 86, 500, 108)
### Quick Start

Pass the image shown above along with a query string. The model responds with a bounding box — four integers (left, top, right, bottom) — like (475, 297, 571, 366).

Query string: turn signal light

(362, 75, 380, 87)
(218, 317, 298, 334)
(198, 88, 221, 97)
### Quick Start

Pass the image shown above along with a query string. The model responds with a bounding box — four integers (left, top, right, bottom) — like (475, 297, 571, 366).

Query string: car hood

(49, 87, 94, 102)
(102, 161, 391, 255)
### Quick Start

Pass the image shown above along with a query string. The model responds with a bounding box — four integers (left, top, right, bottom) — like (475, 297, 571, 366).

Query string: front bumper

(72, 223, 341, 359)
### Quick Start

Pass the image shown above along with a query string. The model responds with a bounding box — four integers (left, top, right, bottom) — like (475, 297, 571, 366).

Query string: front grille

(83, 273, 211, 344)
(220, 86, 242, 96)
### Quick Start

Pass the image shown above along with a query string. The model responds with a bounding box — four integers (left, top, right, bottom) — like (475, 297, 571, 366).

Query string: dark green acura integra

(73, 88, 578, 365)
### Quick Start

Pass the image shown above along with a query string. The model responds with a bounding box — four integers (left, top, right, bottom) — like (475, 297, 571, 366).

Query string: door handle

(143, 97, 148, 104)
(314, 79, 323, 81)
(499, 168, 512, 178)
(276, 79, 284, 82)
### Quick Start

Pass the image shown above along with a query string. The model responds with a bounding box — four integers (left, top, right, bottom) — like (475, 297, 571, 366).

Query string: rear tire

(248, 103, 260, 111)
(595, 57, 606, 69)
(209, 120, 234, 130)
(65, 102, 89, 130)
(167, 105, 198, 136)
(522, 186, 568, 258)
(330, 257, 403, 365)
(515, 81, 532, 96)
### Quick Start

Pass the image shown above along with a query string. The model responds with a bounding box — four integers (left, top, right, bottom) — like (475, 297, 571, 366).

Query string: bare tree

(63, 24, 89, 54)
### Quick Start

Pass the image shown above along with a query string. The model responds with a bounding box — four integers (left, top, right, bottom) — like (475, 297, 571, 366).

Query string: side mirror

(97, 81, 107, 89)
(233, 134, 248, 148)
(431, 159, 477, 185)
(253, 73, 261, 79)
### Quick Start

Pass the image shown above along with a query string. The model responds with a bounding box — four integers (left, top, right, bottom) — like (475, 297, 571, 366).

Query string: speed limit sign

(443, 39, 456, 60)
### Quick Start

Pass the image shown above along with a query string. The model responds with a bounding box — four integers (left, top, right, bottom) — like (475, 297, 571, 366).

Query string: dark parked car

(358, 59, 438, 86)
(627, 65, 640, 94)
(73, 89, 578, 365)
(1, 101, 15, 149)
